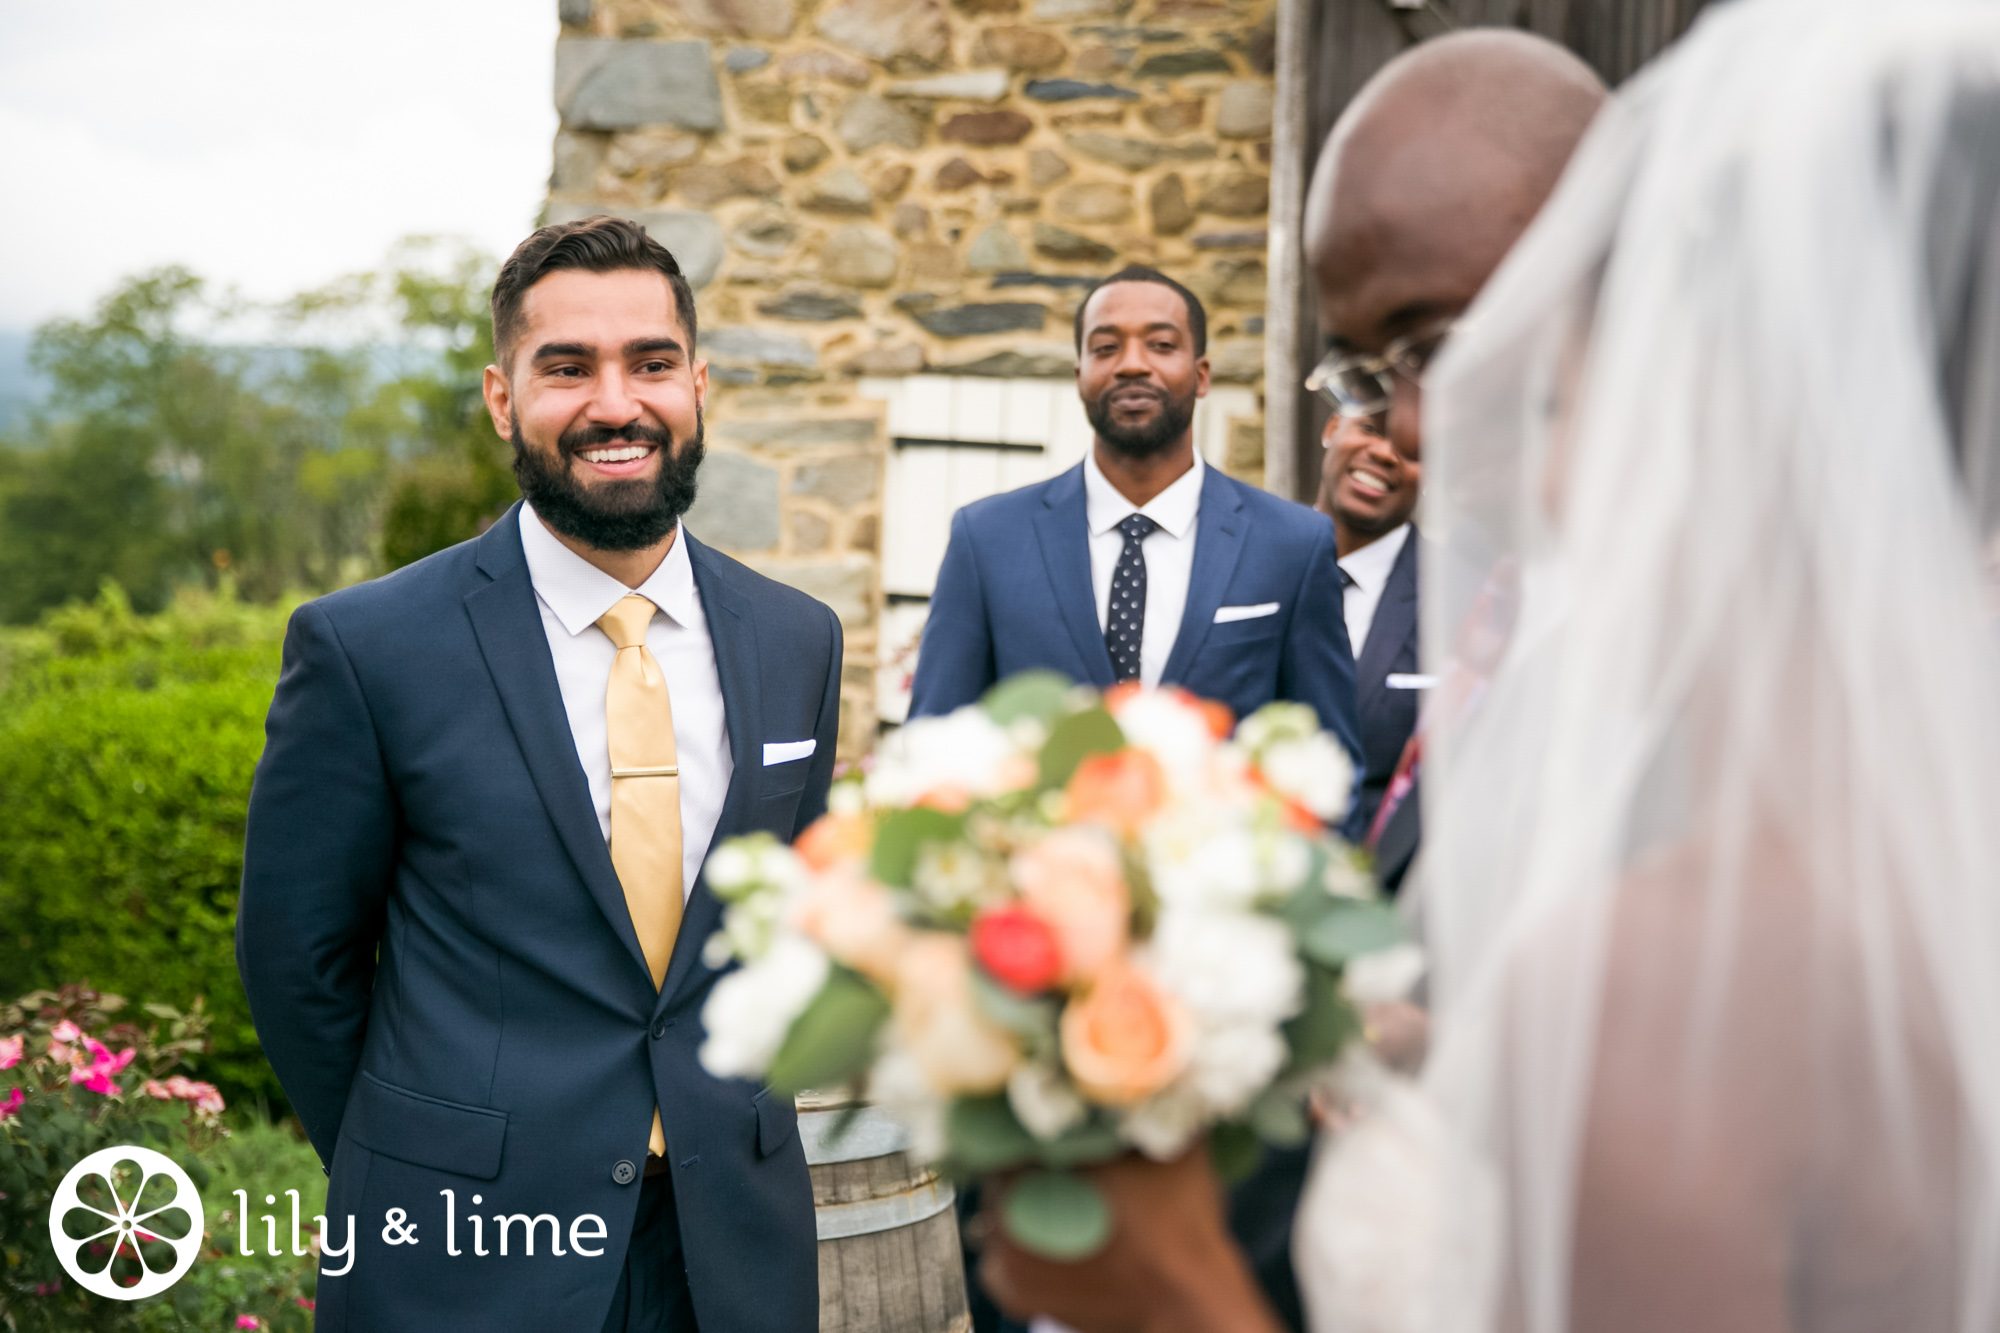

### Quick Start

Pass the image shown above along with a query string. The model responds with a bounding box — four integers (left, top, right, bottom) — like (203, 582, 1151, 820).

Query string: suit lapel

(1356, 528, 1420, 715)
(463, 505, 654, 987)
(1033, 465, 1117, 688)
(1160, 467, 1249, 685)
(660, 534, 759, 1009)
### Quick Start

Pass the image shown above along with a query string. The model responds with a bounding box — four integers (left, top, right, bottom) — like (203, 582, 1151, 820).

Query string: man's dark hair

(1072, 265, 1208, 357)
(491, 216, 698, 368)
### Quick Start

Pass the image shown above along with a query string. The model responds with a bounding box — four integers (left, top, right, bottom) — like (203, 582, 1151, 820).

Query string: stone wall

(546, 0, 1278, 755)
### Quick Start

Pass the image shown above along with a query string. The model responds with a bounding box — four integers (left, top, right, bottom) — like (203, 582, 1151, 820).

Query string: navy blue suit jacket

(236, 505, 838, 1333)
(908, 462, 1360, 765)
(1352, 529, 1420, 839)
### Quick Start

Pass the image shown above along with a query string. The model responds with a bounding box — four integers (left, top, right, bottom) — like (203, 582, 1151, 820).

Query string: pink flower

(71, 1066, 118, 1096)
(0, 1088, 23, 1120)
(236, 1318, 264, 1330)
(296, 1298, 317, 1311)
(0, 1035, 21, 1069)
(47, 1042, 72, 1066)
(144, 1079, 173, 1099)
(49, 1020, 81, 1043)
(174, 1079, 226, 1114)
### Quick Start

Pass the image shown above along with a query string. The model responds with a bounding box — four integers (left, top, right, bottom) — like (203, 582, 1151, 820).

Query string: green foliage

(1000, 1169, 1111, 1261)
(0, 240, 514, 626)
(869, 807, 965, 889)
(0, 585, 290, 1109)
(1035, 707, 1125, 788)
(766, 967, 892, 1095)
(0, 986, 322, 1332)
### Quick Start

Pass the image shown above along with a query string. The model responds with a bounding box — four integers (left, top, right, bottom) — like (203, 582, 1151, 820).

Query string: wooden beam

(1263, 0, 1311, 501)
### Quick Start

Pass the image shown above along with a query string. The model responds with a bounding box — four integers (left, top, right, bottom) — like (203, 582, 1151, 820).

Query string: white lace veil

(1414, 2, 2000, 1329)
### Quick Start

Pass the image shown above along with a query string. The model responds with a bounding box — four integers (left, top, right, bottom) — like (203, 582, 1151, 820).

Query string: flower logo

(48, 1145, 204, 1300)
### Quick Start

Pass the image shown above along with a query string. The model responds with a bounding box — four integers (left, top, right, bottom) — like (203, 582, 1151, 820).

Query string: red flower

(970, 907, 1064, 995)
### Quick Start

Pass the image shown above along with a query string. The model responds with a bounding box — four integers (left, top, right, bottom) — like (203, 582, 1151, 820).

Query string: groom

(237, 217, 838, 1331)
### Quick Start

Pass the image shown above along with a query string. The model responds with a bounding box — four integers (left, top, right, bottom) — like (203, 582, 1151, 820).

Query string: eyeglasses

(1304, 319, 1458, 421)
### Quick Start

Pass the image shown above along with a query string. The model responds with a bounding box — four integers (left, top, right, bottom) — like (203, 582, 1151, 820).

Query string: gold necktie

(597, 593, 682, 1160)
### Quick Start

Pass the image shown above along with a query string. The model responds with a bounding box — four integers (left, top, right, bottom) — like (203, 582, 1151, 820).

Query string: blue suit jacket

(236, 504, 838, 1333)
(1352, 529, 1420, 837)
(907, 462, 1360, 765)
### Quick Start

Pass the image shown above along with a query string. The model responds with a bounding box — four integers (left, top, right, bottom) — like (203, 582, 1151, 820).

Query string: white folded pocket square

(1386, 673, 1439, 691)
(763, 739, 817, 765)
(1213, 602, 1280, 624)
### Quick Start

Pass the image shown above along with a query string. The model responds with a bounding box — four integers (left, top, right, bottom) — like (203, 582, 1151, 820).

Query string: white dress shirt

(1337, 521, 1410, 659)
(518, 503, 733, 898)
(1083, 446, 1205, 687)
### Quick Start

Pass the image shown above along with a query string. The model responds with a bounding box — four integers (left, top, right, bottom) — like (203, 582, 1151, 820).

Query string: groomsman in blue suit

(1319, 414, 1422, 892)
(238, 217, 835, 1332)
(909, 266, 1360, 768)
(911, 266, 1357, 1333)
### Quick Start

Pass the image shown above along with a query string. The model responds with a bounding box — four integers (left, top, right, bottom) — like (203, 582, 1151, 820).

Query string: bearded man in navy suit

(238, 217, 834, 1332)
(910, 266, 1358, 1333)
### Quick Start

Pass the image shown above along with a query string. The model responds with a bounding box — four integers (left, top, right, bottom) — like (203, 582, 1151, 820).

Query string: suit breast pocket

(762, 757, 811, 799)
(1205, 614, 1283, 648)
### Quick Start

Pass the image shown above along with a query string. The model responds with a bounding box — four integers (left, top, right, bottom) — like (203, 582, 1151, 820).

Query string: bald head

(1304, 30, 1604, 458)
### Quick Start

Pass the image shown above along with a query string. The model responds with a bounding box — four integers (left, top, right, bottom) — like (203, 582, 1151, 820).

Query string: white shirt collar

(1082, 446, 1205, 540)
(518, 502, 699, 637)
(1336, 522, 1411, 595)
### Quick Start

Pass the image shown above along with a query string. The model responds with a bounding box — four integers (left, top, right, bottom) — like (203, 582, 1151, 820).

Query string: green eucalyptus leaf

(1248, 1087, 1312, 1148)
(766, 967, 891, 1094)
(946, 1094, 1039, 1173)
(969, 968, 1061, 1055)
(982, 671, 1078, 727)
(870, 807, 965, 888)
(1209, 1120, 1264, 1184)
(1037, 1117, 1124, 1169)
(1283, 962, 1361, 1072)
(1003, 1169, 1113, 1261)
(1037, 707, 1125, 789)
(1301, 899, 1405, 967)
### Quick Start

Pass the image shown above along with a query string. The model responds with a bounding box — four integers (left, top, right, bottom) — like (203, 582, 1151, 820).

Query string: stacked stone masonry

(548, 0, 1278, 755)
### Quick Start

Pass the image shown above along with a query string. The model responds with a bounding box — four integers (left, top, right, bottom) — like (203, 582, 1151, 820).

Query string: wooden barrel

(799, 1092, 971, 1333)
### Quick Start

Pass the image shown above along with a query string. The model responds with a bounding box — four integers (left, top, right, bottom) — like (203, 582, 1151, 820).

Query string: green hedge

(0, 586, 294, 1109)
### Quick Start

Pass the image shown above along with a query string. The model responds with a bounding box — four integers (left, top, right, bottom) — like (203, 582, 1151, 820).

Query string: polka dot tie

(1105, 513, 1159, 682)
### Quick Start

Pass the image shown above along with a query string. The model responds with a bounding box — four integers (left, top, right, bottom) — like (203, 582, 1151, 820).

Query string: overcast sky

(0, 0, 558, 331)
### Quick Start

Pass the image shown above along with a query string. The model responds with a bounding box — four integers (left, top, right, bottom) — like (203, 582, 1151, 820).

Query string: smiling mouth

(1346, 466, 1391, 500)
(577, 443, 655, 464)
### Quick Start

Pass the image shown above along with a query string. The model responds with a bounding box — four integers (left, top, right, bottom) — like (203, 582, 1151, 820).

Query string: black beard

(1082, 381, 1198, 459)
(511, 411, 704, 552)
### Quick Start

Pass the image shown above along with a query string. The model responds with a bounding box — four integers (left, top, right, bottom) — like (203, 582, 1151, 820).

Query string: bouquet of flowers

(698, 673, 1409, 1258)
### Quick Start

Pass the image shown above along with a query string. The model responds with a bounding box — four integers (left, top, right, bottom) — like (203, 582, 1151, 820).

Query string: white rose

(1260, 734, 1354, 822)
(1183, 1021, 1289, 1116)
(1147, 820, 1262, 910)
(865, 705, 1030, 807)
(1007, 1061, 1088, 1141)
(1110, 689, 1218, 797)
(698, 934, 831, 1079)
(1118, 1084, 1207, 1160)
(1150, 909, 1304, 1029)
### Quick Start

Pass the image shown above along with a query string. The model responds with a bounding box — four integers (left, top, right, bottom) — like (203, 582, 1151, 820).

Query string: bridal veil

(1303, 2, 2000, 1330)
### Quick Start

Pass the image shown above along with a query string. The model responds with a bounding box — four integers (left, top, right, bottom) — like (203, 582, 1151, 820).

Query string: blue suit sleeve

(236, 602, 395, 1164)
(793, 603, 843, 835)
(1277, 519, 1363, 773)
(907, 508, 995, 718)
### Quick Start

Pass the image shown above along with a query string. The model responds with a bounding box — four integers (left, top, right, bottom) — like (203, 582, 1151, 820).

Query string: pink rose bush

(698, 673, 1407, 1257)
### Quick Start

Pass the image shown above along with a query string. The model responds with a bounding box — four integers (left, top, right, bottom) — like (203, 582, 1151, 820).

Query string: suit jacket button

(612, 1159, 637, 1186)
(652, 1020, 668, 1040)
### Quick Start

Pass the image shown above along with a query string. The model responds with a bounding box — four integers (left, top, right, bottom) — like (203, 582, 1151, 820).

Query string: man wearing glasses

(1299, 30, 1604, 892)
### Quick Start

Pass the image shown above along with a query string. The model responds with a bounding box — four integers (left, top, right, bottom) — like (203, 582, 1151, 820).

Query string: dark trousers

(601, 1172, 698, 1333)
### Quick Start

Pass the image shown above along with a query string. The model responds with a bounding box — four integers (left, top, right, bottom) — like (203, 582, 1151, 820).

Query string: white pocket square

(1213, 602, 1280, 624)
(763, 739, 816, 765)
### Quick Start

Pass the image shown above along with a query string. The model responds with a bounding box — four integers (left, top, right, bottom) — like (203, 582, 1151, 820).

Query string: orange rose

(1059, 963, 1192, 1105)
(1010, 828, 1130, 983)
(893, 933, 1020, 1095)
(791, 865, 910, 983)
(1065, 748, 1168, 838)
(794, 811, 874, 871)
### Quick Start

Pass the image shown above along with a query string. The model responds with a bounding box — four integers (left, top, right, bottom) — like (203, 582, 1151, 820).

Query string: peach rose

(790, 865, 911, 983)
(1065, 748, 1168, 839)
(1059, 963, 1193, 1106)
(794, 811, 874, 872)
(1010, 828, 1130, 983)
(893, 933, 1020, 1095)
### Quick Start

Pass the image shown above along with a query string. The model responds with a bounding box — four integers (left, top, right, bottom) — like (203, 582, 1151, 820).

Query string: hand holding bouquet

(698, 673, 1409, 1258)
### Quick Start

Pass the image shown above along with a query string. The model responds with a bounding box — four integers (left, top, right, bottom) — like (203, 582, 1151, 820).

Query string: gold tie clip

(610, 765, 680, 779)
